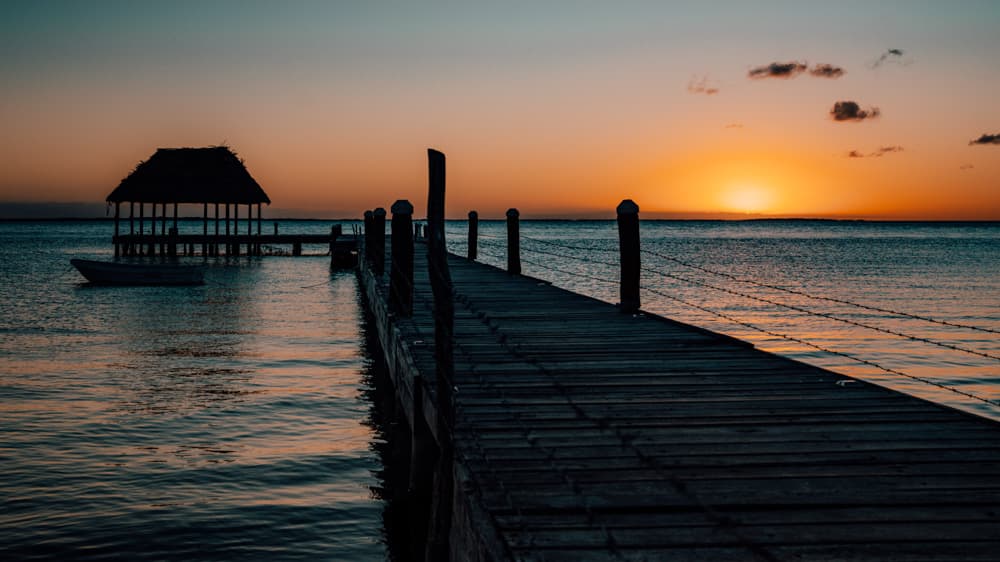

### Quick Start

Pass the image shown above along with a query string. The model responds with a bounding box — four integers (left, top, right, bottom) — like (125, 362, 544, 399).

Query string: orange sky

(1, 2, 998, 219)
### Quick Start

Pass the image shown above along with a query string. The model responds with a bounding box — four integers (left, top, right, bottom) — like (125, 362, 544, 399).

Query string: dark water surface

(1, 220, 387, 560)
(1, 219, 998, 560)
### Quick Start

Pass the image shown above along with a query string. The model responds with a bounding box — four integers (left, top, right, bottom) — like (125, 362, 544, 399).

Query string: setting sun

(721, 184, 774, 214)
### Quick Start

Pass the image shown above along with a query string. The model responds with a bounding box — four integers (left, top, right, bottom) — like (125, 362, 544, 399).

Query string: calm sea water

(0, 220, 386, 560)
(1, 219, 998, 559)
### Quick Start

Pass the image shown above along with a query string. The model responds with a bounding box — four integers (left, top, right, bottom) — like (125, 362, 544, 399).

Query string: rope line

(491, 240, 999, 361)
(477, 243, 999, 406)
(517, 233, 997, 335)
(641, 285, 1000, 407)
(642, 248, 1000, 335)
(641, 266, 1000, 362)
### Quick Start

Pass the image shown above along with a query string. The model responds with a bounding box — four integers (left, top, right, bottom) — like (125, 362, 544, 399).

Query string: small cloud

(748, 61, 808, 79)
(830, 100, 880, 122)
(871, 48, 908, 68)
(845, 146, 903, 158)
(724, 123, 744, 129)
(968, 133, 1000, 145)
(873, 145, 903, 156)
(687, 75, 720, 95)
(749, 61, 845, 79)
(960, 164, 975, 170)
(809, 64, 845, 78)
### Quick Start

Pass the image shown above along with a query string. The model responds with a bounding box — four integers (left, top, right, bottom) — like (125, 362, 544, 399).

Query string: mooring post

(363, 210, 374, 265)
(373, 207, 387, 276)
(467, 210, 478, 261)
(390, 200, 415, 317)
(617, 199, 641, 313)
(506, 208, 521, 275)
(426, 148, 455, 560)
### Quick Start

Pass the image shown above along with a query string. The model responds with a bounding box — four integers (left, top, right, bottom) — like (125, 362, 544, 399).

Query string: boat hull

(71, 259, 205, 286)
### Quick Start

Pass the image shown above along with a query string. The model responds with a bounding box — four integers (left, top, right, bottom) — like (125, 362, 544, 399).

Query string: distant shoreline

(2, 216, 997, 224)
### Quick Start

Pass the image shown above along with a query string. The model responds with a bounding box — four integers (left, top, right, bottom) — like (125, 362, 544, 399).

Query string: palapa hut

(107, 146, 270, 256)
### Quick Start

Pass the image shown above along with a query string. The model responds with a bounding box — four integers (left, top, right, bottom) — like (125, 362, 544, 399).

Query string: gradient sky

(1, 1, 998, 219)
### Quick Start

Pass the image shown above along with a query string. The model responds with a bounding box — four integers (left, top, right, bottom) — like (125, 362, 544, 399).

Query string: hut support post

(161, 203, 167, 256)
(373, 208, 386, 276)
(506, 208, 521, 275)
(246, 203, 251, 256)
(139, 203, 146, 256)
(390, 200, 414, 317)
(225, 204, 231, 255)
(467, 210, 478, 261)
(257, 203, 262, 255)
(617, 199, 641, 313)
(150, 203, 157, 256)
(170, 203, 178, 257)
(128, 202, 134, 256)
(214, 203, 219, 256)
(234, 204, 239, 256)
(425, 148, 454, 561)
(113, 202, 120, 257)
(202, 204, 208, 256)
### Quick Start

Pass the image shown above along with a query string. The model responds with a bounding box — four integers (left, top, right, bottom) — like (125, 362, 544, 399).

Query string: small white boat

(71, 259, 205, 286)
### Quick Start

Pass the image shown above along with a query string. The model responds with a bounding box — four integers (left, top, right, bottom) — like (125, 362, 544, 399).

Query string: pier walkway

(361, 242, 1000, 561)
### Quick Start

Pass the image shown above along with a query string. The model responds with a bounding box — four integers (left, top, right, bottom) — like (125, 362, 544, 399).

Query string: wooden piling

(171, 203, 179, 257)
(390, 199, 415, 317)
(506, 208, 521, 275)
(202, 203, 208, 256)
(467, 210, 478, 261)
(425, 148, 455, 561)
(373, 207, 387, 276)
(364, 210, 374, 264)
(114, 202, 120, 257)
(214, 203, 219, 256)
(617, 199, 641, 313)
(139, 203, 145, 256)
(128, 202, 135, 256)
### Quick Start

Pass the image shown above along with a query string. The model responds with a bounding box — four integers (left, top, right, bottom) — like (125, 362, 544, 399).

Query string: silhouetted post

(234, 204, 241, 256)
(246, 203, 252, 256)
(373, 207, 387, 276)
(390, 200, 414, 317)
(425, 148, 454, 561)
(273, 222, 278, 236)
(225, 204, 231, 255)
(114, 202, 120, 257)
(171, 203, 178, 257)
(363, 210, 374, 264)
(201, 203, 207, 256)
(468, 210, 478, 261)
(257, 203, 262, 255)
(139, 203, 145, 255)
(617, 199, 641, 313)
(292, 242, 302, 256)
(127, 202, 134, 255)
(506, 208, 521, 274)
(212, 203, 218, 256)
(160, 203, 167, 256)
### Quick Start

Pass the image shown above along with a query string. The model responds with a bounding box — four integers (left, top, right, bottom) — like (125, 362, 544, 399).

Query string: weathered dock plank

(360, 245, 1000, 561)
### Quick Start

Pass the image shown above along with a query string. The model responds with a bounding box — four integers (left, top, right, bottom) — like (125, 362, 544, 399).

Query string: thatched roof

(106, 147, 270, 204)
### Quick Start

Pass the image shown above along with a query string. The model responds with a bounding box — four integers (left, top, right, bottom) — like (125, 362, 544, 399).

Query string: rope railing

(522, 233, 999, 335)
(456, 205, 999, 409)
(497, 232, 1000, 362)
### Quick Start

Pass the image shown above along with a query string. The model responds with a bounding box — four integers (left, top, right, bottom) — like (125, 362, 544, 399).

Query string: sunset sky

(1, 1, 998, 219)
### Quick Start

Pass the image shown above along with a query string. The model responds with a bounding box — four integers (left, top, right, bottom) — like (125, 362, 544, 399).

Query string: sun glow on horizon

(720, 183, 775, 215)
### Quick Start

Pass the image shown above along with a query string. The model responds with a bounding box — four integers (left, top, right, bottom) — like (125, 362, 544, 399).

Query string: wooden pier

(359, 151, 1000, 561)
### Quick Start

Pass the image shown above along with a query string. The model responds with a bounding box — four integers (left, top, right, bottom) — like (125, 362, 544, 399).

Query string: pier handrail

(460, 207, 1000, 410)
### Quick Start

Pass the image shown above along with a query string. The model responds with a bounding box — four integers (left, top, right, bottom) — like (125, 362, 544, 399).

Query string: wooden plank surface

(362, 246, 1000, 561)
